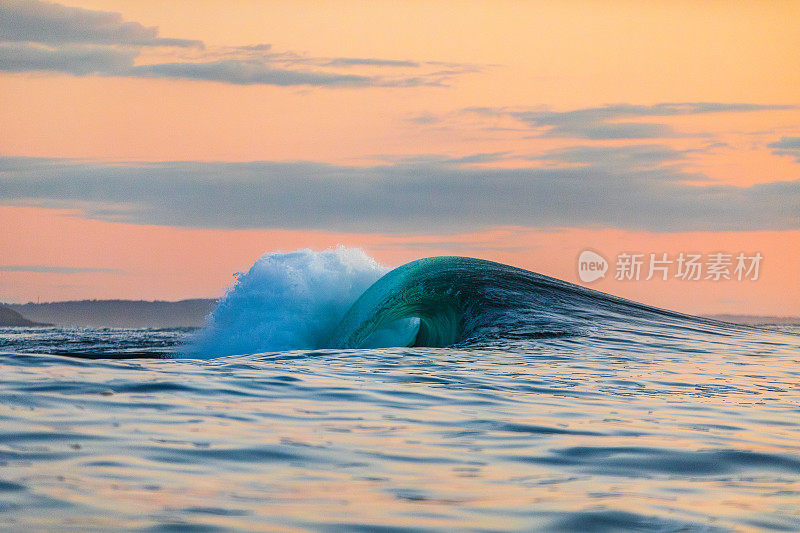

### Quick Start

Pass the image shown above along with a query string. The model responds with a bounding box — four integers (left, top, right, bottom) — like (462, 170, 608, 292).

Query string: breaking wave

(184, 248, 732, 358)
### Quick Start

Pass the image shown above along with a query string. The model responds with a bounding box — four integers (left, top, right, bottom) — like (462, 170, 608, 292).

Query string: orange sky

(0, 0, 798, 314)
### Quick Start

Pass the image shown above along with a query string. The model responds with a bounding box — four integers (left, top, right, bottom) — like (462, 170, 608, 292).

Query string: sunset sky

(1, 0, 799, 315)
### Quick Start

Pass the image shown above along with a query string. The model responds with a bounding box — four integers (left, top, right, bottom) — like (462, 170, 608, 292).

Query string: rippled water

(1, 325, 799, 531)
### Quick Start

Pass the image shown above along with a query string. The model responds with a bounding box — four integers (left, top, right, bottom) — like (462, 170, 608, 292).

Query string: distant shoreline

(1, 299, 798, 329)
(2, 299, 217, 328)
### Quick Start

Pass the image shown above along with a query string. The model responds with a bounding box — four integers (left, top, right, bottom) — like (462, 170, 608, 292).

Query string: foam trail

(182, 247, 416, 358)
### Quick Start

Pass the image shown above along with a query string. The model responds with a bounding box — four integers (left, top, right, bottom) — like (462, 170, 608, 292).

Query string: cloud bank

(0, 0, 202, 47)
(1, 148, 797, 233)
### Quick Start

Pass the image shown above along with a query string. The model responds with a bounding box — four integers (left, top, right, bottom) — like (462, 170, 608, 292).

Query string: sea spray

(183, 247, 398, 357)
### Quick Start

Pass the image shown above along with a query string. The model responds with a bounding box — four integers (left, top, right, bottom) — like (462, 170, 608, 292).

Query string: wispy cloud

(468, 103, 795, 139)
(407, 113, 441, 125)
(376, 151, 511, 165)
(1, 151, 797, 233)
(0, 42, 136, 75)
(0, 0, 479, 88)
(533, 144, 695, 171)
(0, 264, 121, 274)
(127, 60, 377, 87)
(323, 58, 421, 68)
(768, 136, 800, 162)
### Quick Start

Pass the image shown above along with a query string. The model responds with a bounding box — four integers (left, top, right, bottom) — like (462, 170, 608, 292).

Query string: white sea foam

(183, 247, 401, 357)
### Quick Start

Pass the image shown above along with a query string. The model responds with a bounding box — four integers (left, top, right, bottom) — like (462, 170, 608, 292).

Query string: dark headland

(0, 306, 52, 327)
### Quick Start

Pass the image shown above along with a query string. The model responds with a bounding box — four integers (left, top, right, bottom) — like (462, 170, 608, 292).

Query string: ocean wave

(184, 248, 737, 358)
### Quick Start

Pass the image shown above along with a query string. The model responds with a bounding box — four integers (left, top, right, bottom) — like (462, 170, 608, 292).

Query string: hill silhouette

(5, 299, 216, 328)
(0, 306, 52, 327)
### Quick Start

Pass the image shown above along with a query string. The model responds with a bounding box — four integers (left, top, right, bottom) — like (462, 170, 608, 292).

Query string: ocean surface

(1, 250, 799, 531)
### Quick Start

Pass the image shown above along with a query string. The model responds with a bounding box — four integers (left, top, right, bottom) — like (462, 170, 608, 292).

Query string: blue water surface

(1, 322, 799, 531)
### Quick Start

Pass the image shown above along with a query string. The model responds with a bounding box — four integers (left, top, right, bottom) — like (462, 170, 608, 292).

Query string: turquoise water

(1, 254, 799, 531)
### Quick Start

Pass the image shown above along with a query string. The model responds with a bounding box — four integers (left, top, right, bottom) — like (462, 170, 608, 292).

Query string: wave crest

(185, 250, 724, 358)
(183, 247, 406, 357)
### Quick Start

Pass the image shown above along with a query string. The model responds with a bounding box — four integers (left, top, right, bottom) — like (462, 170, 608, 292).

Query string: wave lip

(329, 255, 726, 350)
(328, 256, 583, 349)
